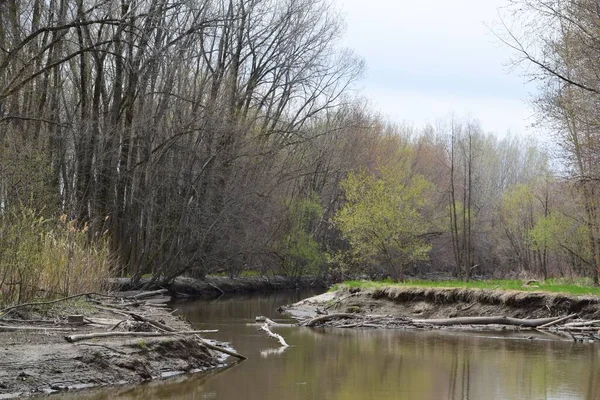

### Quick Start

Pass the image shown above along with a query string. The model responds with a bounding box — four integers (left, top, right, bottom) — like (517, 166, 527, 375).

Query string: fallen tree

(301, 313, 578, 329)
(413, 315, 577, 328)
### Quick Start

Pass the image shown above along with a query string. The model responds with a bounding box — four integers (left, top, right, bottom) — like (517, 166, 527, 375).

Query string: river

(67, 290, 600, 400)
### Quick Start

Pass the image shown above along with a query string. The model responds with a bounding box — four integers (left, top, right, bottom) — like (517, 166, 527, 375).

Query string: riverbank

(0, 291, 236, 399)
(282, 284, 600, 339)
(110, 275, 327, 299)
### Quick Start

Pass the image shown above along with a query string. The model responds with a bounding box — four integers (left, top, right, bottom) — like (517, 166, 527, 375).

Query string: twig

(109, 319, 129, 331)
(195, 335, 247, 360)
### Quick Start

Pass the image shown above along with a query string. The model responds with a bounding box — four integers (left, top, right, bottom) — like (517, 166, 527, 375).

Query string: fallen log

(259, 323, 289, 347)
(564, 319, 600, 328)
(0, 324, 75, 332)
(413, 315, 570, 328)
(65, 329, 217, 343)
(560, 326, 600, 332)
(302, 313, 360, 327)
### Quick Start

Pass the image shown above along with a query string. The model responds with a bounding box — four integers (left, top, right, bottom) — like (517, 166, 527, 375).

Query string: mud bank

(282, 286, 600, 334)
(0, 292, 233, 399)
(111, 275, 327, 299)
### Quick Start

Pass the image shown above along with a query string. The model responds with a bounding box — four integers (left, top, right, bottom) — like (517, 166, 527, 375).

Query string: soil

(282, 286, 600, 331)
(0, 293, 230, 399)
(110, 275, 327, 299)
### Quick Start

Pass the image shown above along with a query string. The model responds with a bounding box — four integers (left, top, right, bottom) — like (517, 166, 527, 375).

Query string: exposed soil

(282, 286, 600, 334)
(0, 293, 231, 399)
(111, 275, 327, 299)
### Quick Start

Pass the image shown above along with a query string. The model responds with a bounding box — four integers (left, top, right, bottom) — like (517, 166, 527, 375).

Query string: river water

(71, 290, 600, 400)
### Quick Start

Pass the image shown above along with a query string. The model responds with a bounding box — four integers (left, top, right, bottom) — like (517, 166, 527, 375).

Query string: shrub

(0, 207, 114, 306)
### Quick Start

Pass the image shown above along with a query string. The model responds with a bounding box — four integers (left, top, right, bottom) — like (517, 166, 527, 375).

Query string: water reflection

(61, 290, 600, 400)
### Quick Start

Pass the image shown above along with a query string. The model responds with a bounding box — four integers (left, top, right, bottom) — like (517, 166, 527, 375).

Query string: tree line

(0, 0, 599, 302)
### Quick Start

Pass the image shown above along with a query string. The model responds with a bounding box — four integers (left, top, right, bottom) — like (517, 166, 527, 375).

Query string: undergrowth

(0, 207, 115, 306)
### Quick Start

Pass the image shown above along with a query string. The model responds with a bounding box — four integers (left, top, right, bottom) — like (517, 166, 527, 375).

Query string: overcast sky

(334, 0, 537, 136)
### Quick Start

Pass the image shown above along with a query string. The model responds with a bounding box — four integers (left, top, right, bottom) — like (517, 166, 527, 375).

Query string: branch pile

(300, 312, 600, 341)
(0, 290, 246, 360)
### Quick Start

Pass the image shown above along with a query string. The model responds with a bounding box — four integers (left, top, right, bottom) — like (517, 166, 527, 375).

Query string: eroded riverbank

(111, 276, 327, 299)
(282, 286, 600, 339)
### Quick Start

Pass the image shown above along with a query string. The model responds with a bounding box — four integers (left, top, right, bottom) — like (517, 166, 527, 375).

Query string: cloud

(362, 87, 535, 136)
(334, 0, 539, 136)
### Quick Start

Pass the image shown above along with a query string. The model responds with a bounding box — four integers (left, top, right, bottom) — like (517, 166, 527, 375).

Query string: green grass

(331, 278, 600, 297)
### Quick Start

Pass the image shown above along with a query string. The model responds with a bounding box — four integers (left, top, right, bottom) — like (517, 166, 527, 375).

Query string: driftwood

(301, 312, 579, 331)
(196, 335, 247, 360)
(302, 313, 360, 327)
(0, 324, 75, 332)
(564, 319, 600, 328)
(65, 330, 217, 343)
(127, 312, 175, 332)
(537, 314, 577, 329)
(259, 324, 289, 347)
(128, 289, 169, 300)
(413, 315, 570, 328)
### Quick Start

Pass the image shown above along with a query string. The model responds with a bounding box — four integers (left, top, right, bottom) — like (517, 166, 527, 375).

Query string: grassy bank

(333, 278, 600, 297)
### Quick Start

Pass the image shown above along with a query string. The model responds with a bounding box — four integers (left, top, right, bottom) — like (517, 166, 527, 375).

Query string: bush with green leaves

(274, 195, 326, 279)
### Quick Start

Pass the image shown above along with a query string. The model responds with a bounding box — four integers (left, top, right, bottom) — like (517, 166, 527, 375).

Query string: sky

(333, 0, 538, 137)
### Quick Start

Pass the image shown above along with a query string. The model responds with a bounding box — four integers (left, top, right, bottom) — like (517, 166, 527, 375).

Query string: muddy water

(74, 290, 600, 400)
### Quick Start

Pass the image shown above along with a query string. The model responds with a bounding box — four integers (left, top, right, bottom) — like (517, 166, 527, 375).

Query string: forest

(1, 0, 600, 303)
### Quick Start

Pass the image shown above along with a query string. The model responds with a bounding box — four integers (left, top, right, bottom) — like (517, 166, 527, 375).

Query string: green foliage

(275, 194, 326, 279)
(528, 211, 591, 273)
(334, 162, 432, 280)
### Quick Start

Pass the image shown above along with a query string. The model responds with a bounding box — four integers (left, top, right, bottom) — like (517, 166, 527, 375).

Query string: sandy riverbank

(0, 291, 234, 399)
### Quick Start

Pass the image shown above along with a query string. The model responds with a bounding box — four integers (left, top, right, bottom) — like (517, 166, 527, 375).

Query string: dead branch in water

(259, 323, 289, 347)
